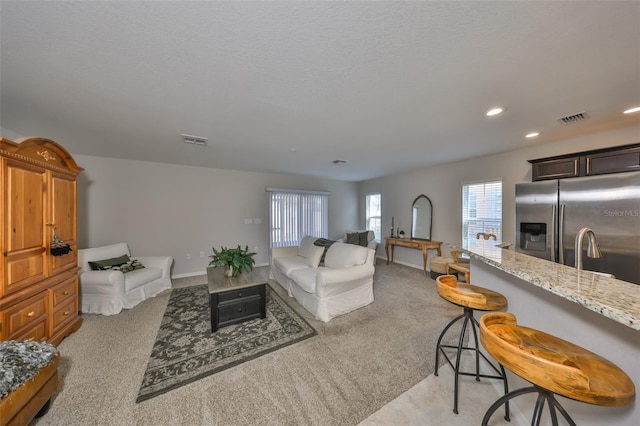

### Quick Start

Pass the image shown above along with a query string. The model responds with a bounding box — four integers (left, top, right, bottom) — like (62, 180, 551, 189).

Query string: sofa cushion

(305, 245, 325, 268)
(89, 254, 131, 270)
(297, 235, 318, 258)
(124, 267, 162, 292)
(289, 268, 320, 294)
(274, 256, 308, 276)
(324, 242, 369, 269)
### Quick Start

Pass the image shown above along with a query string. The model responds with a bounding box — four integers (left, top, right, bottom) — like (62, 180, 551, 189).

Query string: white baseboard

(375, 255, 428, 272)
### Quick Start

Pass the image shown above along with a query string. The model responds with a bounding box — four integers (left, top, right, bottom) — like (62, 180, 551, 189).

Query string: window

(268, 188, 329, 248)
(365, 193, 381, 242)
(462, 180, 502, 249)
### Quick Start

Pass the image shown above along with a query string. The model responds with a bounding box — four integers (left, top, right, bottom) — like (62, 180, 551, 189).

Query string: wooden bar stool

(480, 312, 635, 426)
(445, 250, 470, 283)
(434, 274, 509, 417)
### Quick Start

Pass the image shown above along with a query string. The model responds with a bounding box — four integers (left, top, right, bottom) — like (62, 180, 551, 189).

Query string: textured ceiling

(1, 1, 639, 181)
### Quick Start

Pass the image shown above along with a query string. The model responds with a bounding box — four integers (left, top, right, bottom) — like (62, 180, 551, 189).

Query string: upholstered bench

(0, 341, 59, 426)
(429, 256, 454, 280)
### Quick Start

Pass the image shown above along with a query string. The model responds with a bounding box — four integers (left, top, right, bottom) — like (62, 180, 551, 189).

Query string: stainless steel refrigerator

(515, 171, 640, 285)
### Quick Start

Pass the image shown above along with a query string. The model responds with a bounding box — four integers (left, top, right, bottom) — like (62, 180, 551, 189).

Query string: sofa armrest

(315, 264, 375, 298)
(79, 270, 125, 295)
(135, 256, 172, 277)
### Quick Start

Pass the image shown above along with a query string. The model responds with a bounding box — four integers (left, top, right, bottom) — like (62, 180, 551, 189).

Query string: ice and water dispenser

(519, 222, 547, 252)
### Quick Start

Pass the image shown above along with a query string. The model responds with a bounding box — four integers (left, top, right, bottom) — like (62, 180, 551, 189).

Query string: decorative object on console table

(399, 230, 405, 239)
(385, 237, 442, 276)
(209, 245, 256, 277)
(0, 137, 83, 344)
(390, 216, 395, 238)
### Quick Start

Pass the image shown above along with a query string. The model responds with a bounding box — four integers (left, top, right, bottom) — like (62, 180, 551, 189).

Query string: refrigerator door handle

(551, 205, 557, 263)
(558, 204, 565, 264)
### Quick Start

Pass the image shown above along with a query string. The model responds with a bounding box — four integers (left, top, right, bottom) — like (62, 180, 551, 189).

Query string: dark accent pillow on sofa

(346, 233, 359, 245)
(358, 231, 370, 247)
(88, 254, 130, 271)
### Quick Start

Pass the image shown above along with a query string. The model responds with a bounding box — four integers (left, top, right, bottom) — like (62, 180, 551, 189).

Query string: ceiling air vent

(556, 111, 589, 125)
(181, 134, 208, 146)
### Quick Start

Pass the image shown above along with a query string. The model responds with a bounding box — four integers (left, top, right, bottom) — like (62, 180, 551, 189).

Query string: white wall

(358, 124, 640, 269)
(74, 155, 358, 277)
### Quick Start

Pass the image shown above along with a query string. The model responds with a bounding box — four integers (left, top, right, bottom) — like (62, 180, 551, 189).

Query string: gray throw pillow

(358, 232, 370, 247)
(346, 232, 359, 245)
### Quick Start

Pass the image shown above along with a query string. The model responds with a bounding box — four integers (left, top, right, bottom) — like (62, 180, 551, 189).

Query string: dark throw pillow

(88, 254, 131, 271)
(346, 232, 359, 245)
(358, 231, 370, 247)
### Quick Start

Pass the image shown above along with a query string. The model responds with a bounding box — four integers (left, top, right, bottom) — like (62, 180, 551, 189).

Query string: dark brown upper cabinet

(529, 143, 640, 181)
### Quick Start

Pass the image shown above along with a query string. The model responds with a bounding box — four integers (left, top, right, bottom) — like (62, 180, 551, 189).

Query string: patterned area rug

(137, 284, 316, 402)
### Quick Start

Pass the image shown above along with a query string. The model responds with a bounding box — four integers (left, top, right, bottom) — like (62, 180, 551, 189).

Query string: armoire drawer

(52, 299, 78, 333)
(5, 290, 49, 338)
(51, 277, 77, 307)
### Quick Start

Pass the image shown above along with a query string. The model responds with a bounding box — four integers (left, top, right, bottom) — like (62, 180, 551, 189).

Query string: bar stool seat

(434, 274, 509, 416)
(480, 312, 635, 425)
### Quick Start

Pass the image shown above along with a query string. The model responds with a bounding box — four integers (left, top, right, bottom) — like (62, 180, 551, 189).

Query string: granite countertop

(448, 241, 640, 331)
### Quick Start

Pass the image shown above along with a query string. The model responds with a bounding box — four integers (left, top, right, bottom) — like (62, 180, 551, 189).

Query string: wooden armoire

(1, 137, 83, 344)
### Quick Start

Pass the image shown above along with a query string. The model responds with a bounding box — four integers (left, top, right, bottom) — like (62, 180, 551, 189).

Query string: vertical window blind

(267, 188, 329, 248)
(462, 180, 503, 249)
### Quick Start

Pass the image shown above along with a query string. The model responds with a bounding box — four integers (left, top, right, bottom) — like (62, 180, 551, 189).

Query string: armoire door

(49, 171, 78, 275)
(2, 160, 48, 296)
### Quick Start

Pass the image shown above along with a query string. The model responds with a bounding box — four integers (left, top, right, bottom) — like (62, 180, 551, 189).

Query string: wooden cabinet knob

(27, 311, 35, 317)
(63, 310, 70, 316)
(63, 291, 70, 295)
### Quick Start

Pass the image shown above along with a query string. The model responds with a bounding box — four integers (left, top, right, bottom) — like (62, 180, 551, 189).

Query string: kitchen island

(449, 241, 639, 425)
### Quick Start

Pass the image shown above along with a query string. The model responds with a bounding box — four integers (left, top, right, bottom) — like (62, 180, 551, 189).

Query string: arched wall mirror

(411, 194, 433, 241)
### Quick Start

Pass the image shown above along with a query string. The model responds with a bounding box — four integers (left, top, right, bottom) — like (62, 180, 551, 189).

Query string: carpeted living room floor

(32, 262, 520, 425)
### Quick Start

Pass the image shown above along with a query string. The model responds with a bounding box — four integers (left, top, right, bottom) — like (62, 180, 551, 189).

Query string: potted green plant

(399, 230, 405, 238)
(209, 245, 256, 277)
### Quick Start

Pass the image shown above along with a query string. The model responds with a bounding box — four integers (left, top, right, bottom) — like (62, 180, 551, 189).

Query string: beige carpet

(33, 263, 459, 425)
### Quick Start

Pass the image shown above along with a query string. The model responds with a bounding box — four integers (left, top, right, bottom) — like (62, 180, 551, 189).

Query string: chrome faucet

(575, 227, 602, 270)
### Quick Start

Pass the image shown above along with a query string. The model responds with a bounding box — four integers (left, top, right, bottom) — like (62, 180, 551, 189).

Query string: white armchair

(77, 243, 172, 315)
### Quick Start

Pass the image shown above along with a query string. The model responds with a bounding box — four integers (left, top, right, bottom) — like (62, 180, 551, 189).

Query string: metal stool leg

(482, 385, 578, 426)
(452, 315, 471, 414)
(434, 313, 465, 376)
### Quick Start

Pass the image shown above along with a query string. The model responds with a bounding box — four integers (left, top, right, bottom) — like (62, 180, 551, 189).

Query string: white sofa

(270, 236, 375, 322)
(77, 243, 173, 315)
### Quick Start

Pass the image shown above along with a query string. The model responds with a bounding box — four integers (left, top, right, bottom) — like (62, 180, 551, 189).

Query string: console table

(385, 237, 442, 276)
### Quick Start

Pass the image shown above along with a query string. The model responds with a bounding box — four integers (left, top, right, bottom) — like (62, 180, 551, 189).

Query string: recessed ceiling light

(332, 160, 347, 165)
(526, 132, 541, 138)
(486, 107, 504, 117)
(623, 106, 640, 114)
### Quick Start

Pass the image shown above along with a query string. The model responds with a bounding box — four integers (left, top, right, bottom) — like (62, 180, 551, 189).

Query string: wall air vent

(556, 111, 589, 125)
(181, 134, 208, 146)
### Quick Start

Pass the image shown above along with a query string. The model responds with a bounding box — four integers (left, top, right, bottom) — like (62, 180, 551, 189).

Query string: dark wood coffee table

(207, 267, 267, 332)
